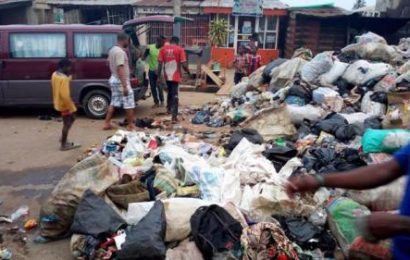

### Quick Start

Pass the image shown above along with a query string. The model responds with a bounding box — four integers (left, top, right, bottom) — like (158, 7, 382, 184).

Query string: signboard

(233, 0, 263, 17)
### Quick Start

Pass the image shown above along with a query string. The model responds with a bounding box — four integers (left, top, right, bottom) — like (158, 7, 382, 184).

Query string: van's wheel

(82, 90, 110, 119)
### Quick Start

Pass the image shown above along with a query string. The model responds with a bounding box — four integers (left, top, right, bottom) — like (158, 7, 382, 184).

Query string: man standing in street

(104, 32, 136, 131)
(157, 36, 190, 123)
(144, 36, 165, 108)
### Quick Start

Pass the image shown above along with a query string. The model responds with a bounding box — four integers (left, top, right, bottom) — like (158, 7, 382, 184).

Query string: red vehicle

(0, 16, 191, 118)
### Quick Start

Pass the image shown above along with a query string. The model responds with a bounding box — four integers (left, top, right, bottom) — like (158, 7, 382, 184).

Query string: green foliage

(209, 19, 228, 47)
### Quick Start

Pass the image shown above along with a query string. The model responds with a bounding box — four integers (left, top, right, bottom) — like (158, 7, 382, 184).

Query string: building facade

(0, 0, 38, 25)
(33, 0, 135, 24)
(200, 0, 287, 50)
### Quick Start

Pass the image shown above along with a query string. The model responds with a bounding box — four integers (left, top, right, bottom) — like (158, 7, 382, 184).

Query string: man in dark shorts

(51, 59, 80, 151)
(144, 36, 166, 107)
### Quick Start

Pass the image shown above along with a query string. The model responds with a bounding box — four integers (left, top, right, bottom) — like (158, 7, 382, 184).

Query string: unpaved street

(0, 92, 220, 260)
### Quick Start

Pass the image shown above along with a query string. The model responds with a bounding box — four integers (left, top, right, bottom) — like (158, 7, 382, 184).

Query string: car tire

(82, 89, 110, 119)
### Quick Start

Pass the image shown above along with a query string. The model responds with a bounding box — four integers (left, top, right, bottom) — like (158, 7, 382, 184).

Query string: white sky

(281, 0, 376, 10)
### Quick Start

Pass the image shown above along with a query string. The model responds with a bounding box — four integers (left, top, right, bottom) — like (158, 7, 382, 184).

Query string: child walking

(51, 58, 80, 151)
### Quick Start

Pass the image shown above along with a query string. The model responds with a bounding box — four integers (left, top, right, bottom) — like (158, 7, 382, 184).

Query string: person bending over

(287, 143, 410, 259)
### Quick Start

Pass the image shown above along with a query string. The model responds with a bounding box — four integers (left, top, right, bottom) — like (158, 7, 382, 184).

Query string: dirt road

(0, 92, 222, 260)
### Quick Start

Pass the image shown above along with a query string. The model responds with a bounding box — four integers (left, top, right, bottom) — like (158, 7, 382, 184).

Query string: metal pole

(173, 0, 181, 38)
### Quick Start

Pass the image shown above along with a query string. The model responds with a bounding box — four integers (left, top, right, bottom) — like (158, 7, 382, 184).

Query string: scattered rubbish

(241, 220, 299, 260)
(30, 31, 410, 260)
(0, 248, 12, 260)
(0, 216, 12, 224)
(23, 219, 38, 230)
(10, 205, 29, 222)
(327, 197, 371, 256)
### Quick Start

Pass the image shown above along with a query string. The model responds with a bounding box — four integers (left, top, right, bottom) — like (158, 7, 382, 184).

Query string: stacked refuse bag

(35, 32, 410, 260)
(192, 32, 410, 131)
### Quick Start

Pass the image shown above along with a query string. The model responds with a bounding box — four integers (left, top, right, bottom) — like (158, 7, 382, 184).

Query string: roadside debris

(29, 32, 410, 260)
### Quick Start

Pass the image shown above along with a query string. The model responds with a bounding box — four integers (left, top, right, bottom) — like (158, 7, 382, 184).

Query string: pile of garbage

(26, 32, 409, 259)
(192, 32, 410, 131)
(31, 118, 408, 259)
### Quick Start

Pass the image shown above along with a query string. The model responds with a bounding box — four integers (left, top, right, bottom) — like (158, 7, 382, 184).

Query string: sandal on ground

(103, 124, 116, 131)
(171, 118, 179, 124)
(60, 142, 81, 151)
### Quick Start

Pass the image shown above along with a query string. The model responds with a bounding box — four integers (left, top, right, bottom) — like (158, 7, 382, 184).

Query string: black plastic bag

(136, 118, 155, 128)
(334, 148, 366, 171)
(370, 92, 388, 105)
(363, 117, 382, 130)
(288, 84, 312, 103)
(308, 148, 336, 172)
(70, 190, 126, 238)
(284, 217, 322, 247)
(340, 148, 364, 164)
(117, 201, 166, 260)
(277, 216, 336, 252)
(224, 128, 264, 151)
(335, 78, 354, 97)
(191, 205, 243, 260)
(297, 120, 312, 139)
(337, 52, 359, 63)
(302, 154, 317, 172)
(312, 113, 348, 135)
(334, 124, 362, 142)
(303, 148, 337, 173)
(263, 145, 298, 172)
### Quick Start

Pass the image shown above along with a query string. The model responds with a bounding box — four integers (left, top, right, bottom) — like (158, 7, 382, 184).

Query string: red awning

(203, 7, 232, 14)
(123, 15, 193, 28)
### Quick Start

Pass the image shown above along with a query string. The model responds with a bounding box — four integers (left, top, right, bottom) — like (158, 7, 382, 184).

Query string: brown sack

(106, 180, 150, 209)
(39, 154, 118, 239)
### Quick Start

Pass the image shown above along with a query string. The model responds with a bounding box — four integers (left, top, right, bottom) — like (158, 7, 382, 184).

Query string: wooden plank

(216, 82, 234, 96)
(201, 65, 223, 87)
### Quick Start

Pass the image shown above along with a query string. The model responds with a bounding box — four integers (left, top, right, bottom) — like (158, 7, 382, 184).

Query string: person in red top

(245, 49, 262, 75)
(233, 45, 249, 84)
(157, 36, 191, 123)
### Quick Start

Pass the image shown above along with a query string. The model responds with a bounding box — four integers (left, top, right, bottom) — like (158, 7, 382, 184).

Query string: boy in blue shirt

(287, 143, 410, 259)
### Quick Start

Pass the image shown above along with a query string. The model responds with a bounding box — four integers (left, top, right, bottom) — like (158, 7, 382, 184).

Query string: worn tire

(82, 89, 110, 119)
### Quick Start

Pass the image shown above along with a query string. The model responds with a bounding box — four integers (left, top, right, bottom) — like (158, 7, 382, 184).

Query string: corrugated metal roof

(200, 0, 288, 9)
(134, 0, 201, 7)
(290, 7, 353, 17)
(0, 0, 30, 5)
(37, 0, 136, 5)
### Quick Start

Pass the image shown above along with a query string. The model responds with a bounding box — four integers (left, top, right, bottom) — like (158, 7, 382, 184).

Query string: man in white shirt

(104, 32, 136, 131)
